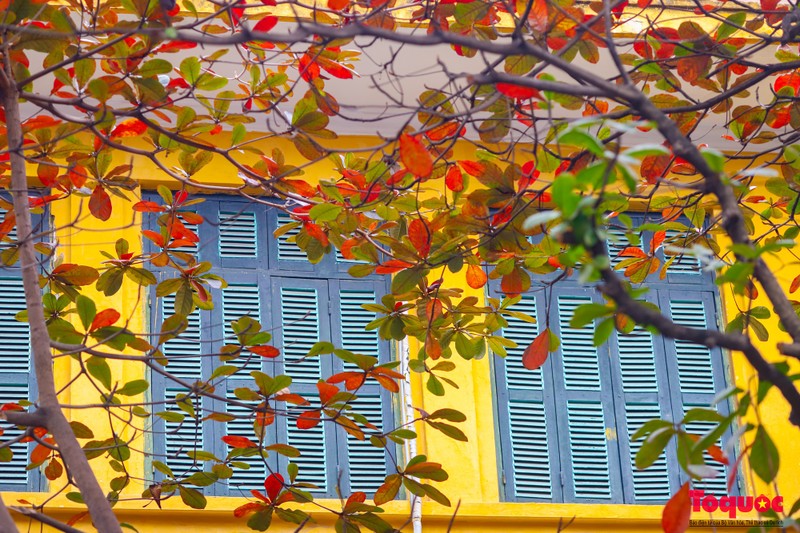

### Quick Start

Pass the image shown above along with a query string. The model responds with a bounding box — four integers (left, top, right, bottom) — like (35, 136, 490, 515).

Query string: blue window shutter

(330, 282, 392, 494)
(344, 393, 387, 493)
(624, 403, 671, 501)
(663, 230, 702, 275)
(559, 296, 603, 391)
(161, 296, 203, 381)
(552, 293, 619, 501)
(0, 204, 43, 490)
(492, 292, 557, 501)
(279, 285, 323, 383)
(273, 278, 335, 496)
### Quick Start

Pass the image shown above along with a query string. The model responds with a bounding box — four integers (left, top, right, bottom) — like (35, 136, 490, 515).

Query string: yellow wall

(7, 136, 797, 532)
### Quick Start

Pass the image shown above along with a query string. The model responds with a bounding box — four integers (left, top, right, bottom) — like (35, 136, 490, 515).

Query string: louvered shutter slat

(0, 383, 31, 488)
(339, 290, 380, 359)
(0, 279, 30, 371)
(220, 212, 257, 258)
(163, 389, 204, 476)
(502, 295, 542, 390)
(223, 285, 262, 369)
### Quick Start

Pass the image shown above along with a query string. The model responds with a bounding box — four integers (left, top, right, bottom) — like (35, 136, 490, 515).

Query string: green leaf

(635, 427, 674, 469)
(76, 295, 97, 330)
(116, 380, 149, 396)
(309, 203, 342, 222)
(86, 356, 112, 390)
(750, 426, 779, 483)
(179, 486, 207, 509)
(558, 129, 604, 156)
(551, 175, 579, 218)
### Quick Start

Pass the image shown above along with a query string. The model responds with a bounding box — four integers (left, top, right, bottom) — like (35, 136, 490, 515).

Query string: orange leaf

(317, 381, 339, 405)
(662, 482, 691, 533)
(399, 134, 433, 178)
(408, 218, 431, 258)
(296, 410, 320, 429)
(426, 122, 461, 141)
(222, 435, 258, 448)
(89, 186, 112, 221)
(110, 119, 147, 139)
(618, 246, 647, 258)
(248, 345, 280, 358)
(445, 166, 464, 192)
(133, 201, 165, 213)
(30, 443, 51, 465)
(466, 264, 487, 289)
(425, 332, 442, 359)
(522, 328, 550, 370)
(650, 231, 666, 254)
(528, 0, 548, 32)
(91, 309, 120, 331)
(425, 298, 444, 321)
(142, 230, 165, 248)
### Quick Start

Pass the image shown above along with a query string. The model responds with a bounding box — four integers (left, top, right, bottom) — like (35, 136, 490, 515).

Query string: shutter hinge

(328, 299, 333, 317)
(501, 471, 507, 485)
(560, 471, 566, 489)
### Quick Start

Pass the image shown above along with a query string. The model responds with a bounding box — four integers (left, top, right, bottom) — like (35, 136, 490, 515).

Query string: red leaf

(458, 160, 485, 177)
(317, 381, 339, 405)
(496, 83, 541, 100)
(408, 218, 431, 258)
(142, 230, 165, 248)
(500, 268, 530, 296)
(522, 328, 550, 370)
(375, 259, 414, 274)
(110, 119, 147, 139)
(91, 309, 120, 331)
(296, 410, 320, 429)
(155, 41, 197, 53)
(89, 186, 112, 221)
(222, 435, 258, 448)
(791, 274, 800, 294)
(466, 264, 487, 289)
(445, 166, 464, 192)
(304, 222, 329, 246)
(233, 502, 263, 518)
(264, 473, 284, 501)
(650, 231, 666, 254)
(641, 154, 671, 184)
(317, 56, 354, 79)
(253, 15, 278, 32)
(328, 0, 349, 9)
(67, 165, 88, 188)
(399, 134, 433, 178)
(662, 482, 691, 533)
(638, 0, 652, 8)
(30, 443, 51, 465)
(248, 345, 280, 358)
(346, 492, 367, 507)
(299, 54, 320, 82)
(426, 122, 462, 141)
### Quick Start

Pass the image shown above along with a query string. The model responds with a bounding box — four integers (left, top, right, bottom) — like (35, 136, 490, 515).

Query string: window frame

(491, 214, 736, 504)
(144, 194, 397, 498)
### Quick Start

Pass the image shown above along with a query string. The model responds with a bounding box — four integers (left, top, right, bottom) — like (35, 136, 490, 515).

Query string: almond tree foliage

(2, 0, 800, 531)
